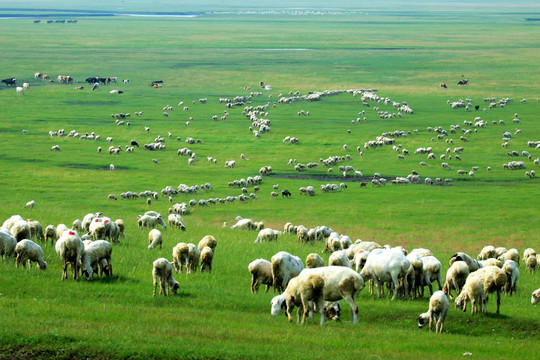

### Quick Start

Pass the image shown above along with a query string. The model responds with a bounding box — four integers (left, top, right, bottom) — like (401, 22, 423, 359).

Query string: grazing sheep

(421, 255, 443, 297)
(502, 260, 519, 295)
(55, 230, 84, 280)
(455, 275, 486, 315)
(152, 258, 179, 297)
(532, 288, 540, 305)
(477, 245, 497, 260)
(148, 229, 163, 250)
(248, 258, 273, 293)
(306, 253, 325, 268)
(328, 250, 352, 268)
(406, 252, 424, 298)
(449, 252, 482, 272)
(525, 255, 537, 274)
(271, 266, 364, 324)
(200, 246, 213, 273)
(523, 248, 536, 262)
(467, 266, 507, 314)
(360, 248, 410, 300)
(0, 230, 17, 260)
(15, 240, 47, 270)
(167, 214, 186, 231)
(44, 224, 56, 245)
(230, 218, 255, 230)
(137, 214, 167, 230)
(254, 228, 281, 243)
(172, 242, 189, 273)
(187, 243, 200, 273)
(26, 220, 44, 242)
(498, 248, 520, 266)
(418, 291, 449, 333)
(271, 251, 304, 293)
(88, 218, 107, 240)
(479, 258, 503, 268)
(9, 219, 31, 242)
(272, 272, 326, 324)
(442, 261, 469, 300)
(25, 200, 35, 208)
(198, 235, 217, 252)
(81, 240, 113, 280)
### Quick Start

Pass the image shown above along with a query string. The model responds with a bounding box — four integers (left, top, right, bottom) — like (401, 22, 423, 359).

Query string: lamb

(172, 242, 190, 273)
(15, 240, 47, 270)
(532, 288, 540, 305)
(328, 250, 351, 268)
(306, 253, 325, 268)
(254, 228, 281, 243)
(271, 272, 326, 324)
(360, 248, 410, 300)
(0, 230, 17, 260)
(442, 260, 469, 300)
(198, 235, 217, 252)
(55, 230, 84, 280)
(271, 251, 304, 292)
(455, 275, 486, 315)
(271, 266, 364, 323)
(200, 246, 213, 273)
(148, 229, 163, 249)
(167, 214, 186, 230)
(44, 224, 56, 245)
(152, 258, 180, 297)
(467, 265, 507, 313)
(81, 240, 113, 280)
(502, 260, 519, 295)
(418, 290, 449, 333)
(248, 258, 273, 293)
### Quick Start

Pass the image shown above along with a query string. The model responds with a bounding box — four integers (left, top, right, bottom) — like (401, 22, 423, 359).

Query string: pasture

(0, 3, 539, 359)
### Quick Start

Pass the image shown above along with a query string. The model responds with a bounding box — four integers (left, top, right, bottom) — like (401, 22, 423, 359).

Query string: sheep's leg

(424, 276, 433, 296)
(496, 290, 501, 314)
(391, 274, 400, 300)
(250, 274, 257, 293)
(153, 280, 158, 297)
(342, 294, 358, 323)
(429, 314, 434, 332)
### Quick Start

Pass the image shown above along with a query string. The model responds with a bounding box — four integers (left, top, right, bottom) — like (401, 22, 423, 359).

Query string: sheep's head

(171, 281, 180, 294)
(455, 293, 468, 312)
(418, 312, 430, 328)
(270, 295, 286, 317)
(36, 261, 47, 271)
(83, 268, 94, 281)
(325, 302, 341, 322)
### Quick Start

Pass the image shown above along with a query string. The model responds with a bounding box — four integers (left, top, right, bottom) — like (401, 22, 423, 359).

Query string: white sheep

(467, 265, 507, 314)
(44, 224, 56, 245)
(271, 251, 304, 293)
(477, 245, 497, 260)
(406, 252, 424, 298)
(421, 255, 443, 297)
(88, 218, 107, 240)
(254, 228, 281, 243)
(187, 243, 200, 273)
(230, 218, 255, 230)
(200, 246, 213, 273)
(248, 258, 273, 293)
(271, 266, 364, 323)
(525, 255, 537, 274)
(26, 220, 44, 242)
(418, 290, 449, 333)
(449, 252, 482, 272)
(167, 213, 186, 231)
(360, 248, 410, 300)
(455, 275, 486, 315)
(55, 230, 84, 280)
(197, 235, 217, 252)
(442, 260, 469, 300)
(0, 230, 17, 260)
(523, 248, 536, 262)
(137, 214, 167, 230)
(306, 253, 325, 268)
(271, 272, 326, 324)
(148, 229, 163, 249)
(25, 200, 35, 208)
(81, 240, 113, 280)
(152, 257, 179, 297)
(9, 219, 31, 241)
(497, 248, 520, 266)
(502, 260, 519, 295)
(172, 242, 189, 273)
(532, 288, 540, 305)
(328, 250, 351, 268)
(15, 239, 47, 270)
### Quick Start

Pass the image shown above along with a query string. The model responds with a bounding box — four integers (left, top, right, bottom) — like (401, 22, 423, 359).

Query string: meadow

(0, 3, 539, 359)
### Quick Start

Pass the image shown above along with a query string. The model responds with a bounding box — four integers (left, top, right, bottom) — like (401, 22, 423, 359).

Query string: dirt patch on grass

(62, 101, 118, 106)
(59, 164, 128, 171)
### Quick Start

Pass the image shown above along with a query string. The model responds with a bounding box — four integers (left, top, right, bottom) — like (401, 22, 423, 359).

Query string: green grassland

(0, 4, 539, 360)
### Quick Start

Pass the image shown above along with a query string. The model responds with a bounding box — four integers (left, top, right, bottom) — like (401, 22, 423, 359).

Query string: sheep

(455, 275, 486, 315)
(137, 214, 167, 230)
(328, 250, 351, 268)
(449, 252, 482, 272)
(167, 214, 186, 231)
(479, 258, 502, 268)
(152, 258, 179, 297)
(406, 252, 424, 298)
(55, 230, 84, 280)
(442, 260, 469, 300)
(532, 288, 540, 305)
(172, 242, 190, 273)
(148, 229, 163, 250)
(9, 219, 31, 241)
(88, 218, 107, 240)
(254, 228, 281, 243)
(200, 246, 213, 273)
(25, 200, 35, 208)
(44, 224, 56, 245)
(502, 260, 519, 295)
(114, 219, 125, 238)
(198, 235, 217, 252)
(271, 251, 304, 293)
(498, 248, 520, 266)
(26, 220, 44, 242)
(15, 240, 47, 270)
(523, 248, 536, 262)
(477, 245, 497, 260)
(306, 253, 325, 268)
(81, 240, 113, 280)
(187, 243, 200, 273)
(421, 255, 443, 297)
(418, 290, 449, 333)
(467, 265, 507, 314)
(230, 218, 255, 230)
(525, 255, 537, 274)
(0, 230, 17, 260)
(271, 266, 364, 324)
(271, 272, 326, 325)
(360, 248, 410, 300)
(249, 258, 273, 293)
